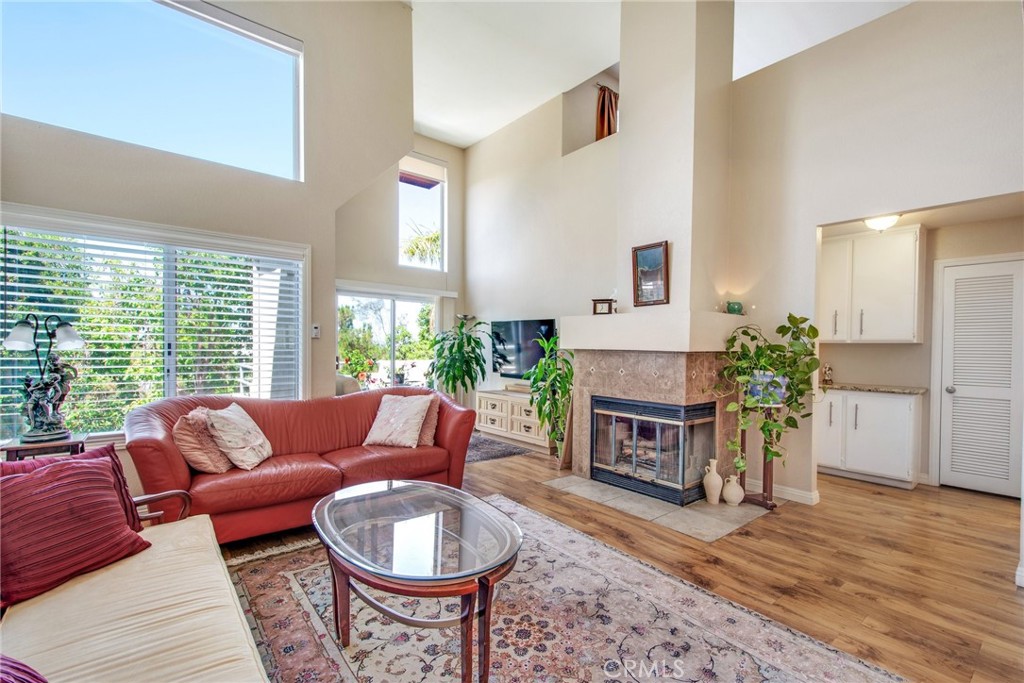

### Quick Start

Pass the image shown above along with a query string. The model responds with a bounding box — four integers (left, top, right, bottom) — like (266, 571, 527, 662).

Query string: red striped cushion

(0, 458, 151, 608)
(0, 654, 47, 683)
(0, 444, 142, 531)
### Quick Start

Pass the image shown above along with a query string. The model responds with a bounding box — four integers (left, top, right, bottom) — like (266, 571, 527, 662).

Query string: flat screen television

(491, 319, 556, 379)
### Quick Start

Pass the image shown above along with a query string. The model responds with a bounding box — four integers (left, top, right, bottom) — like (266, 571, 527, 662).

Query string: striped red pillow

(0, 444, 142, 532)
(0, 654, 47, 682)
(0, 458, 151, 608)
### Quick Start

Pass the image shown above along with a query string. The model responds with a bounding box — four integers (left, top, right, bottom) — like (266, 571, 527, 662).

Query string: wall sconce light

(864, 214, 900, 231)
(3, 314, 85, 442)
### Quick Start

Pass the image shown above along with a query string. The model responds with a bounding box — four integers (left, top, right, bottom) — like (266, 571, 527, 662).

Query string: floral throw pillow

(364, 394, 434, 448)
(205, 403, 273, 470)
(173, 407, 234, 474)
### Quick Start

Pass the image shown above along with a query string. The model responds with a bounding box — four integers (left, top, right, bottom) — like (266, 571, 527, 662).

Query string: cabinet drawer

(510, 417, 543, 440)
(510, 402, 537, 420)
(477, 413, 507, 431)
(476, 395, 508, 416)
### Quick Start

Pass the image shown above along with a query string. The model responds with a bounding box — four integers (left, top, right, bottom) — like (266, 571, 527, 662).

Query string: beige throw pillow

(205, 403, 273, 470)
(364, 394, 433, 448)
(172, 407, 234, 474)
(417, 395, 441, 446)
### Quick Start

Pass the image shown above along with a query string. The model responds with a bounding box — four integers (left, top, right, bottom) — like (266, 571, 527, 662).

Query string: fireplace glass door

(591, 399, 715, 504)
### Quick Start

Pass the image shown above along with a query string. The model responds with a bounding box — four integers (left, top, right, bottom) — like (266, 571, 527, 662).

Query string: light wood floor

(462, 452, 1023, 683)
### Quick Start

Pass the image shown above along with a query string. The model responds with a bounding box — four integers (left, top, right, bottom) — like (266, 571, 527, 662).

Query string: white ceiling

(412, 1, 912, 149)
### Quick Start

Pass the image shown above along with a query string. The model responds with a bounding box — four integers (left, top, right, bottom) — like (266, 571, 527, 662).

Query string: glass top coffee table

(313, 480, 523, 683)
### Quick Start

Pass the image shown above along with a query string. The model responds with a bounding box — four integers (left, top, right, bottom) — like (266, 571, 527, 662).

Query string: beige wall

(0, 1, 414, 401)
(729, 1, 1024, 495)
(820, 216, 1024, 479)
(464, 95, 619, 391)
(335, 133, 465, 297)
(616, 0, 696, 314)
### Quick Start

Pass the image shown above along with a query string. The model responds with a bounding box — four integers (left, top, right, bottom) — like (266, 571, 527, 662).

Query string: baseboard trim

(743, 478, 820, 506)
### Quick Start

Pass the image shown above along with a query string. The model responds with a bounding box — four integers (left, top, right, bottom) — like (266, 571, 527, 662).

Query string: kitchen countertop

(821, 382, 927, 395)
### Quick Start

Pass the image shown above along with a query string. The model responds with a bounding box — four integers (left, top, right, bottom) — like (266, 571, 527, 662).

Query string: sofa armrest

(125, 406, 193, 522)
(433, 393, 476, 489)
(135, 490, 192, 522)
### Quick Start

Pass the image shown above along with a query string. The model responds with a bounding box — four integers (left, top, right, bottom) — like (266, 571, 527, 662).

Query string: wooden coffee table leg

(460, 591, 476, 683)
(477, 576, 495, 683)
(327, 556, 351, 647)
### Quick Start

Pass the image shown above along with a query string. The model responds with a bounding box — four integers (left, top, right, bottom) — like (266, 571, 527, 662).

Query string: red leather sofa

(124, 387, 475, 543)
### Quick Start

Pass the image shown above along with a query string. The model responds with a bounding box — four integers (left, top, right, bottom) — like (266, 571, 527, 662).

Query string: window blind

(1, 225, 303, 439)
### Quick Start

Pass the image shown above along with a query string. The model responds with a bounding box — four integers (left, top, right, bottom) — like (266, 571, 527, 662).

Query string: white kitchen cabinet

(812, 394, 844, 468)
(817, 239, 851, 341)
(814, 389, 922, 486)
(817, 225, 924, 343)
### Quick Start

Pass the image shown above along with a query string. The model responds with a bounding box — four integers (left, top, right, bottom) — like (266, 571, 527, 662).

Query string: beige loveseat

(1, 513, 267, 682)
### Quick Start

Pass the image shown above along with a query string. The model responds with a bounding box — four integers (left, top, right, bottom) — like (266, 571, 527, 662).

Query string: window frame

(158, 1, 305, 181)
(398, 153, 448, 272)
(0, 202, 311, 437)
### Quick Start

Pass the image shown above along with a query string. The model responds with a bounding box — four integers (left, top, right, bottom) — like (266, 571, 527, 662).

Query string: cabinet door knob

(859, 309, 865, 336)
(832, 310, 838, 336)
(828, 401, 833, 426)
(945, 385, 957, 394)
(854, 403, 859, 429)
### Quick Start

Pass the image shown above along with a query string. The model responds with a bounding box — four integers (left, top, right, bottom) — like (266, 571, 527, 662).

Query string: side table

(0, 433, 91, 461)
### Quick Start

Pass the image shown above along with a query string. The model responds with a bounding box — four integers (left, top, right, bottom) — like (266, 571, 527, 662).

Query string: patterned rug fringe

(224, 535, 321, 567)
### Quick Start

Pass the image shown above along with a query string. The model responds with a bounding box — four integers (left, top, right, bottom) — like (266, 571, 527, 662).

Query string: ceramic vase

(703, 458, 723, 505)
(722, 475, 745, 506)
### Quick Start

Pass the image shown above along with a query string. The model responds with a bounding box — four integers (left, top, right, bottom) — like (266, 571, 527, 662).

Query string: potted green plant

(523, 335, 574, 458)
(426, 317, 490, 397)
(720, 313, 821, 474)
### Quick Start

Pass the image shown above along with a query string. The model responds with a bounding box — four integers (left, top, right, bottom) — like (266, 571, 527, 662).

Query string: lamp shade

(53, 321, 85, 350)
(3, 319, 38, 351)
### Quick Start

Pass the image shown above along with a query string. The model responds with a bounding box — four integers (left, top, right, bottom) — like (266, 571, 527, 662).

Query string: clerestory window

(1, 1, 303, 180)
(398, 156, 446, 271)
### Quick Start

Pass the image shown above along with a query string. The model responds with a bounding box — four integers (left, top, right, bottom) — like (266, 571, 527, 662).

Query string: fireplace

(590, 396, 715, 505)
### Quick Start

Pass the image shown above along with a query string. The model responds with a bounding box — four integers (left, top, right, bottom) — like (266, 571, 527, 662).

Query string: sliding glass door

(336, 292, 434, 389)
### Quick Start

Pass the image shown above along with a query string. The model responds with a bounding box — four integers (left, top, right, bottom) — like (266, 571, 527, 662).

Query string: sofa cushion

(173, 407, 234, 474)
(322, 444, 450, 486)
(0, 444, 142, 532)
(189, 453, 342, 516)
(0, 515, 267, 683)
(0, 459, 151, 608)
(205, 403, 272, 470)
(363, 394, 433, 448)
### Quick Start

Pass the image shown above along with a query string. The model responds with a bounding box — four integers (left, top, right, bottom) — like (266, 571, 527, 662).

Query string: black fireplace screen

(591, 396, 715, 505)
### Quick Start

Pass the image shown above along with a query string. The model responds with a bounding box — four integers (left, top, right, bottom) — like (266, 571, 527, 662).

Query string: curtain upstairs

(596, 85, 619, 141)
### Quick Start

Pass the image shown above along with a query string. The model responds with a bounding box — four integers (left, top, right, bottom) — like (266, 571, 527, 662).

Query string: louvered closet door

(939, 260, 1023, 497)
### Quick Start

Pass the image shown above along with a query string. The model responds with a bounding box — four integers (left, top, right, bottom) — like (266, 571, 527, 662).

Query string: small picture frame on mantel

(592, 298, 615, 315)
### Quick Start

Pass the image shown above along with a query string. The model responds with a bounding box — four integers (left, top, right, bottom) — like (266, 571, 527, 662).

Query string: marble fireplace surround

(571, 350, 738, 484)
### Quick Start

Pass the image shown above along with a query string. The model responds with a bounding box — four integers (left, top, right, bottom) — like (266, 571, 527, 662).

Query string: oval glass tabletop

(313, 480, 523, 583)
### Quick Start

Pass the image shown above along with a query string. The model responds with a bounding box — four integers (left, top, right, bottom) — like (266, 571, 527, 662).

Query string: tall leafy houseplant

(427, 318, 490, 396)
(523, 335, 574, 456)
(720, 314, 820, 473)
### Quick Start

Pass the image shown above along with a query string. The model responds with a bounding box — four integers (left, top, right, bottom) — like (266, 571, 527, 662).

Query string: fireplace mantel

(559, 309, 738, 353)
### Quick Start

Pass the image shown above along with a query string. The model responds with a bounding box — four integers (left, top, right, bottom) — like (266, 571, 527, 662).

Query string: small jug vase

(703, 458, 723, 505)
(722, 475, 745, 507)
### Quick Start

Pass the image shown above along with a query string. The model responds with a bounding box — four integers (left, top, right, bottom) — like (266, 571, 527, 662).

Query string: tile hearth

(544, 474, 782, 542)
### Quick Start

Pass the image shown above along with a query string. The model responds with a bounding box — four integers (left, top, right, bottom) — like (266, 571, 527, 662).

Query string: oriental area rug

(226, 496, 902, 683)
